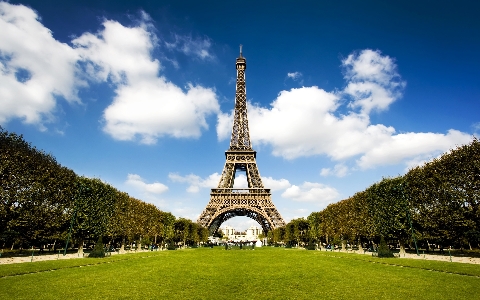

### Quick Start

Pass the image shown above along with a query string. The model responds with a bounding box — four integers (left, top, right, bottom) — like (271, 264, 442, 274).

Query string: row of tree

(0, 127, 208, 251)
(270, 138, 480, 252)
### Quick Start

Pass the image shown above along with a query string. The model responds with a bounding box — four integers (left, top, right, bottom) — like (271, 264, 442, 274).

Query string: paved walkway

(327, 249, 480, 264)
(0, 249, 154, 265)
(1, 248, 479, 265)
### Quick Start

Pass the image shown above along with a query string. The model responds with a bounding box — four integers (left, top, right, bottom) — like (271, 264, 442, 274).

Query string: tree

(1, 127, 187, 252)
(365, 177, 411, 253)
(198, 226, 209, 244)
(72, 177, 117, 253)
(213, 228, 224, 238)
(159, 212, 175, 248)
(187, 222, 199, 246)
(1, 127, 76, 249)
(174, 218, 190, 248)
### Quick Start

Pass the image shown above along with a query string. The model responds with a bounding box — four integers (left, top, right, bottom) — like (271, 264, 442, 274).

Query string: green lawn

(1, 247, 479, 299)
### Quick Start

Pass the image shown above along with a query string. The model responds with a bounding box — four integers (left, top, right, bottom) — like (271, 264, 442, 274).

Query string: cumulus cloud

(72, 18, 219, 143)
(232, 174, 248, 188)
(343, 50, 406, 114)
(281, 182, 340, 204)
(286, 71, 303, 85)
(169, 172, 221, 193)
(472, 122, 480, 135)
(355, 129, 469, 169)
(72, 19, 158, 85)
(287, 71, 302, 80)
(217, 49, 472, 170)
(287, 72, 302, 79)
(229, 174, 290, 190)
(221, 216, 261, 232)
(320, 164, 349, 177)
(169, 172, 291, 193)
(0, 3, 219, 141)
(165, 34, 213, 60)
(125, 173, 168, 194)
(0, 2, 81, 129)
(262, 177, 291, 191)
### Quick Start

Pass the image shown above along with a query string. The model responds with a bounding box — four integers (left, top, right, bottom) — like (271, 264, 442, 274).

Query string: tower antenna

(240, 44, 243, 57)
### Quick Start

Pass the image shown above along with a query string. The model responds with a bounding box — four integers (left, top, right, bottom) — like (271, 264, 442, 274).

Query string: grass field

(1, 247, 479, 299)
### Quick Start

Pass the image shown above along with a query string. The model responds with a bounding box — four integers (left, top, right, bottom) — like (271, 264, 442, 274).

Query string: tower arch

(208, 205, 273, 234)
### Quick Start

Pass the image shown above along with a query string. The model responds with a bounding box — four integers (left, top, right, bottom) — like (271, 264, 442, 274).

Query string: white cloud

(102, 80, 219, 143)
(73, 19, 158, 85)
(0, 4, 219, 141)
(281, 182, 340, 205)
(72, 17, 220, 143)
(169, 172, 290, 193)
(125, 173, 168, 194)
(262, 177, 291, 191)
(169, 172, 221, 193)
(216, 49, 472, 170)
(217, 111, 233, 141)
(232, 174, 248, 189)
(356, 129, 469, 169)
(320, 164, 349, 177)
(286, 72, 303, 85)
(472, 122, 480, 135)
(287, 71, 302, 80)
(221, 216, 261, 232)
(165, 34, 213, 60)
(0, 2, 81, 129)
(343, 49, 400, 85)
(343, 49, 405, 114)
(171, 205, 201, 223)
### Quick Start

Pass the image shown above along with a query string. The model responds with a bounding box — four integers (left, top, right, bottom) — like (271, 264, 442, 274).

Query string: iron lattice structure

(197, 47, 285, 234)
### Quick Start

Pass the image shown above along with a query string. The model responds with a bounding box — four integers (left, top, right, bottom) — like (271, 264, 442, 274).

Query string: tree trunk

(119, 237, 126, 253)
(77, 238, 84, 256)
(399, 239, 406, 256)
(357, 237, 363, 253)
(341, 240, 346, 251)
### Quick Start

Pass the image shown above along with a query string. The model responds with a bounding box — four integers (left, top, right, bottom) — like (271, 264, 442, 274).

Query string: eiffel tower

(197, 46, 285, 234)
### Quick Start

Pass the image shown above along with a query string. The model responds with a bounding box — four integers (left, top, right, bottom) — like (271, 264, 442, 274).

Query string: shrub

(377, 236, 394, 258)
(305, 242, 316, 250)
(88, 237, 105, 258)
(167, 242, 176, 250)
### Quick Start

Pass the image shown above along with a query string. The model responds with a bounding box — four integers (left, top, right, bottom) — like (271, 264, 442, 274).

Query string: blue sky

(1, 0, 479, 231)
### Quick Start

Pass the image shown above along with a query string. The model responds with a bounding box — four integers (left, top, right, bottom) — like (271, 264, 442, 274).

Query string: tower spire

(230, 45, 250, 150)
